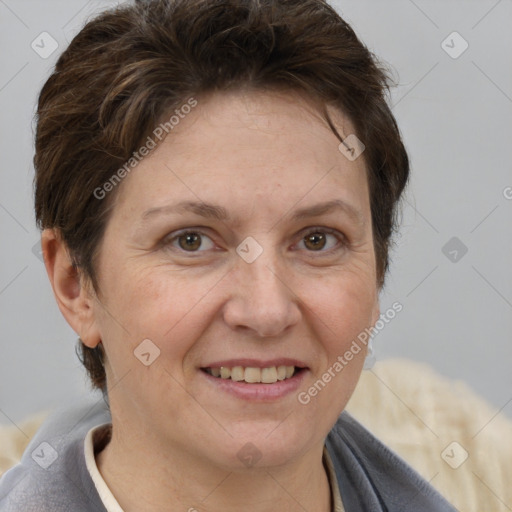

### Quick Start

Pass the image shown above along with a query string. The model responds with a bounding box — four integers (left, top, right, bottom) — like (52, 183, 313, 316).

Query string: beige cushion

(1, 359, 511, 511)
(0, 411, 49, 477)
(347, 359, 512, 512)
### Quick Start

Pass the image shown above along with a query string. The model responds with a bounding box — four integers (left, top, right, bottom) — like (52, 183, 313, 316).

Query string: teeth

(207, 365, 297, 383)
(261, 367, 278, 384)
(244, 367, 261, 383)
(231, 366, 244, 381)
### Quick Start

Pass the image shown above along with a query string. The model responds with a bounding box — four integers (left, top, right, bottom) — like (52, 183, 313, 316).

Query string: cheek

(302, 267, 377, 393)
(97, 265, 221, 358)
(308, 267, 377, 337)
(294, 273, 375, 436)
(95, 268, 221, 409)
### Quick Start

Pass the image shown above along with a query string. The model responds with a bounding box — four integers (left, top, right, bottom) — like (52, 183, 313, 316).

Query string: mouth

(199, 359, 309, 401)
(201, 365, 304, 384)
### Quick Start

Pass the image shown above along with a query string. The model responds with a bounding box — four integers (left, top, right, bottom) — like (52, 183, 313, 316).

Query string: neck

(96, 425, 332, 512)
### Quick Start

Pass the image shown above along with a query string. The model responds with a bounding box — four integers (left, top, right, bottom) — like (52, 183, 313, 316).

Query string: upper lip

(201, 358, 308, 369)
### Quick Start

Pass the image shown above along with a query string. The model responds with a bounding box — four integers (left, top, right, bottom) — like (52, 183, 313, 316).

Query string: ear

(41, 229, 101, 349)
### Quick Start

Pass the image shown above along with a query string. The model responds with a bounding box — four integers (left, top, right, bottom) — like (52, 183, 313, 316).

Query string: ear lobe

(41, 229, 102, 349)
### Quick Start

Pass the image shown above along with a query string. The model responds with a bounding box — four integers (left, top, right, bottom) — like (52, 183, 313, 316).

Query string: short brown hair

(34, 0, 409, 391)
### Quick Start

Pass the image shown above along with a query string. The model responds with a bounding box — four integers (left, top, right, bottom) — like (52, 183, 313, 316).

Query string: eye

(165, 230, 215, 252)
(296, 228, 344, 253)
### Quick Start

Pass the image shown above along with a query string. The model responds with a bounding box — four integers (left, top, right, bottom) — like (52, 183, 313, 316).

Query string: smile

(203, 365, 298, 384)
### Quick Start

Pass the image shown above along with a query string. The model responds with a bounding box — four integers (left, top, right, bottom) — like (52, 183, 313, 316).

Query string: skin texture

(43, 89, 380, 512)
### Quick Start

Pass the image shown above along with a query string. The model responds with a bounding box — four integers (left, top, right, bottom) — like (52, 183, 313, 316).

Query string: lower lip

(200, 368, 307, 401)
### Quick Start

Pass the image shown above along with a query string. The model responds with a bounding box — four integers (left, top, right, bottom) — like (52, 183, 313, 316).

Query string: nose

(222, 251, 301, 338)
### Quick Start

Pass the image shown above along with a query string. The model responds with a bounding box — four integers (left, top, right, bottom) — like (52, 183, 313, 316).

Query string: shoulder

(0, 399, 110, 512)
(326, 412, 457, 512)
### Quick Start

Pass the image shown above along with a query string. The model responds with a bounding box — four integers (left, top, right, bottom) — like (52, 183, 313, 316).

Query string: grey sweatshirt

(0, 399, 456, 511)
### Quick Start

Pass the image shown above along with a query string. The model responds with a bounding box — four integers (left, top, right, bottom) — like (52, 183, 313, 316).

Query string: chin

(208, 420, 316, 470)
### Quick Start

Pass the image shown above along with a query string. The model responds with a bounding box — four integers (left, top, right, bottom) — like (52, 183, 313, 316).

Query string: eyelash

(163, 227, 347, 255)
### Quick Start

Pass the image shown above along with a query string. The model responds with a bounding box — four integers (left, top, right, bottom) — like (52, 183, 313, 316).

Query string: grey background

(0, 0, 511, 427)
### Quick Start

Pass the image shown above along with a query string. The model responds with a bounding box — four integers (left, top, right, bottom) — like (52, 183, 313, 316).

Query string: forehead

(113, 89, 370, 224)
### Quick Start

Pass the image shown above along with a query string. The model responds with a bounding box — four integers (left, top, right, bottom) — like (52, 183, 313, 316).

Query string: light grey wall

(0, 0, 511, 427)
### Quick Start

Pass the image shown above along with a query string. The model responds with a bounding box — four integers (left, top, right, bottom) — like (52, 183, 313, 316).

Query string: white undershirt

(84, 424, 124, 512)
(84, 424, 344, 512)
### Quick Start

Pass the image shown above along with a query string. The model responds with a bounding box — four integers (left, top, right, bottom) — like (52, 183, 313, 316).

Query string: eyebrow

(142, 201, 230, 222)
(290, 199, 364, 226)
(141, 198, 364, 226)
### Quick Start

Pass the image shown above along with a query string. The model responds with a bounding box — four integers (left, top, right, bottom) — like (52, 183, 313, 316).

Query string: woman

(0, 0, 456, 510)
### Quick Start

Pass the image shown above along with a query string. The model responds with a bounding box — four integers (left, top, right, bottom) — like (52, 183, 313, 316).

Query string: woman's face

(88, 90, 379, 469)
